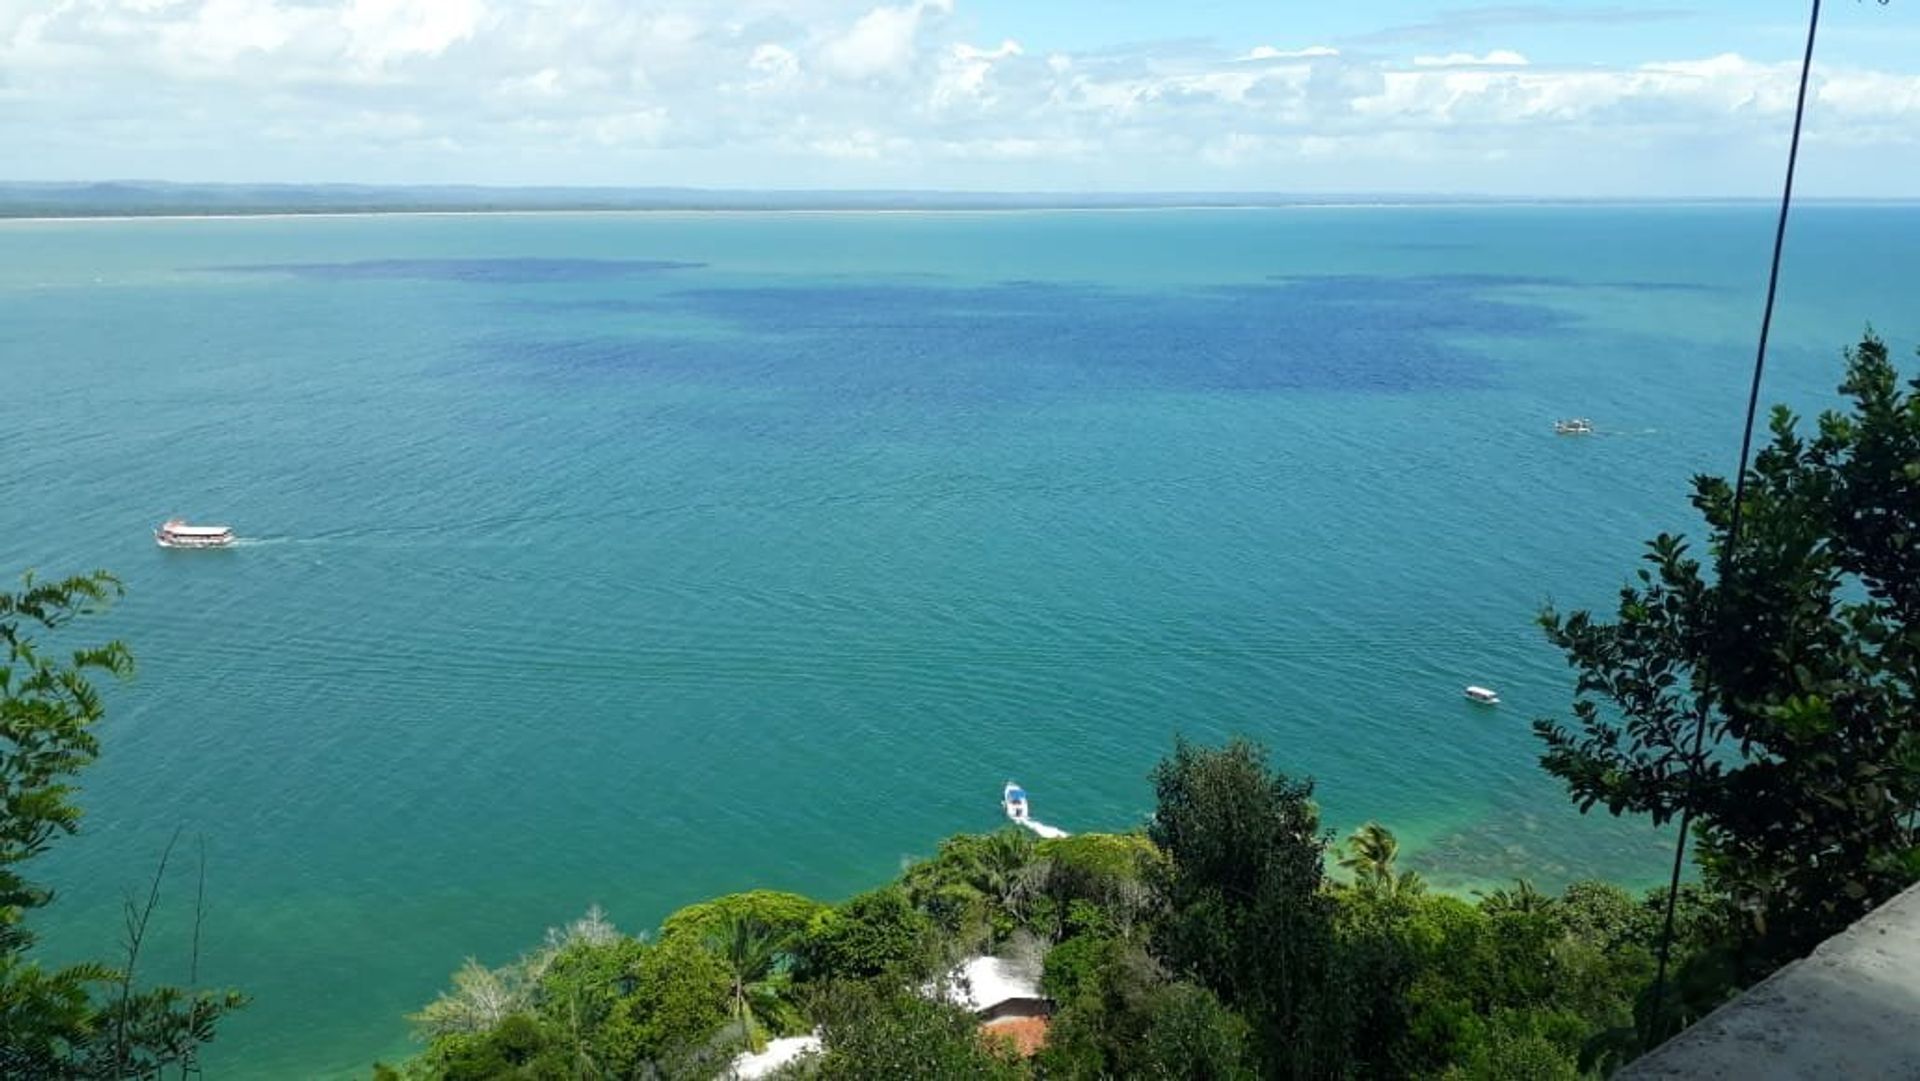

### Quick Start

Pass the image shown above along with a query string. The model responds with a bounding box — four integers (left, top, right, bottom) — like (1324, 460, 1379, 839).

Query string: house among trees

(941, 954, 1054, 1056)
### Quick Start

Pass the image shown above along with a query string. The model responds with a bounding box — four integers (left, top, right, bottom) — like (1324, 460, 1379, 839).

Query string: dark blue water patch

(1384, 242, 1480, 251)
(474, 274, 1578, 406)
(1269, 272, 1566, 288)
(1593, 280, 1719, 293)
(1276, 271, 1716, 295)
(199, 258, 704, 283)
(500, 297, 680, 316)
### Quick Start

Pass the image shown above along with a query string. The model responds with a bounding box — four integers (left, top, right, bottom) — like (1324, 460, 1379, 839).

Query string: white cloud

(749, 43, 800, 81)
(810, 127, 898, 158)
(0, 0, 1915, 193)
(1412, 50, 1529, 68)
(931, 38, 1021, 109)
(588, 107, 669, 146)
(1819, 70, 1920, 120)
(932, 135, 1089, 161)
(499, 67, 563, 99)
(150, 0, 330, 73)
(818, 0, 950, 81)
(1244, 45, 1339, 61)
(341, 0, 487, 69)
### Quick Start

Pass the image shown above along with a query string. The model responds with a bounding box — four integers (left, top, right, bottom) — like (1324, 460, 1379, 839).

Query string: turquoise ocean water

(2, 205, 1916, 1076)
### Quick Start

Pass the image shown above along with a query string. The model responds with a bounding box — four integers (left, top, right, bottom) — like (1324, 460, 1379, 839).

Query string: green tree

(1036, 944, 1160, 1079)
(1031, 833, 1161, 943)
(1536, 332, 1920, 971)
(705, 915, 801, 1052)
(1476, 879, 1553, 918)
(1339, 822, 1427, 901)
(1039, 933, 1116, 1004)
(1038, 943, 1252, 1081)
(795, 888, 935, 983)
(968, 830, 1039, 924)
(1137, 981, 1256, 1080)
(798, 981, 1026, 1080)
(900, 830, 1044, 944)
(1439, 1010, 1584, 1081)
(1, 572, 243, 1078)
(430, 1013, 567, 1081)
(412, 908, 627, 1055)
(609, 936, 731, 1072)
(659, 891, 824, 945)
(534, 933, 649, 1075)
(1147, 737, 1348, 1077)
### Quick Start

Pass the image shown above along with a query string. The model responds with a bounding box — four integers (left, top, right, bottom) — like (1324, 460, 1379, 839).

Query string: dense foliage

(390, 740, 1676, 1080)
(1, 573, 244, 1077)
(1537, 332, 1920, 978)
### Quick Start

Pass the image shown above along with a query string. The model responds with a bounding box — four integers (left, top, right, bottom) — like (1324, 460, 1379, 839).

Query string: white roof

(730, 1034, 820, 1079)
(940, 955, 1044, 1012)
(164, 523, 232, 536)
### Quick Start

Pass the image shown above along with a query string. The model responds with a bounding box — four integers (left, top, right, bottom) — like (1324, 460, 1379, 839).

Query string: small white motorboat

(155, 519, 235, 549)
(1003, 782, 1030, 823)
(1554, 418, 1594, 435)
(1463, 685, 1501, 706)
(1002, 781, 1068, 838)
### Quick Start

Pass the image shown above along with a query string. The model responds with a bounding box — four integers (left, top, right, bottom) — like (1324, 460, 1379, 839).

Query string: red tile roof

(983, 1014, 1051, 1057)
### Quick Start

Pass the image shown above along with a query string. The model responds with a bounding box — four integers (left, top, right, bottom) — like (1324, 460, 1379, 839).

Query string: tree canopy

(1537, 331, 1920, 970)
(1, 572, 243, 1078)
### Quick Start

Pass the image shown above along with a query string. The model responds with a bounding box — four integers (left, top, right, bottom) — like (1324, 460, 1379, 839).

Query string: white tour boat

(155, 519, 235, 549)
(1463, 685, 1501, 706)
(1554, 418, 1594, 435)
(1003, 782, 1031, 823)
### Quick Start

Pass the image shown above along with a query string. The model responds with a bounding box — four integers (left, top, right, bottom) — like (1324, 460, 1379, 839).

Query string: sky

(0, 1, 1916, 195)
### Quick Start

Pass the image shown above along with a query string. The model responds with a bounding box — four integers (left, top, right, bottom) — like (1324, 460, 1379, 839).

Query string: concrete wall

(1622, 881, 1920, 1079)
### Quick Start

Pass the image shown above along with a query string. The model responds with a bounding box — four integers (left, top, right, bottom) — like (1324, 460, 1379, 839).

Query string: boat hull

(155, 532, 235, 549)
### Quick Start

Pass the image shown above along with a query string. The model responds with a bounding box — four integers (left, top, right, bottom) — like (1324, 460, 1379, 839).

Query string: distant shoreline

(5, 198, 1917, 225)
(3, 182, 1914, 222)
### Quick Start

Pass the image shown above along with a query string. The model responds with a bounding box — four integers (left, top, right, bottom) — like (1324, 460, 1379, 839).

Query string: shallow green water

(3, 205, 1915, 1076)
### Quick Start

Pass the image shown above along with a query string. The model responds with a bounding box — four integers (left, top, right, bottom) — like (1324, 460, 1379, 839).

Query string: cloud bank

(1, 0, 1915, 194)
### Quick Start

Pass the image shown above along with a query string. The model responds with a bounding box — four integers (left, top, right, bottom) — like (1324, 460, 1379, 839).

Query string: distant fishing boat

(155, 519, 235, 549)
(1554, 418, 1594, 435)
(1463, 685, 1501, 706)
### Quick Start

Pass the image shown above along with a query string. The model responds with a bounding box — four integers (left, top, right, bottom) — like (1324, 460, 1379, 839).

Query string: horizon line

(6, 179, 1920, 201)
(3, 180, 1917, 222)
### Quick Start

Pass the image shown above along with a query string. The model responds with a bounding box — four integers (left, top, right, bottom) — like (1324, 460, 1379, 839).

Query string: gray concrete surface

(1622, 881, 1920, 1079)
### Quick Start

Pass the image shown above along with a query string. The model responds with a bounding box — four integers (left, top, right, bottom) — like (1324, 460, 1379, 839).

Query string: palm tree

(967, 828, 1038, 919)
(705, 916, 795, 1053)
(1339, 822, 1427, 900)
(1340, 823, 1398, 882)
(1478, 879, 1553, 916)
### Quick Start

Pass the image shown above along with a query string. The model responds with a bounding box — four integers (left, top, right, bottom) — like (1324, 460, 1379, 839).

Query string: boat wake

(1002, 781, 1070, 839)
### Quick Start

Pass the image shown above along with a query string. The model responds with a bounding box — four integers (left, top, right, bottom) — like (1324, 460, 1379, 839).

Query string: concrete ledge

(1622, 881, 1920, 1079)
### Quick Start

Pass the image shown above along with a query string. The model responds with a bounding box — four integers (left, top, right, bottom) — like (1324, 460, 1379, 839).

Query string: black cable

(1645, 0, 1824, 1036)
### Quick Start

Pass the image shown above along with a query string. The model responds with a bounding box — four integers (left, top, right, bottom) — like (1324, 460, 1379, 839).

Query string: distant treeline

(0, 181, 1831, 219)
